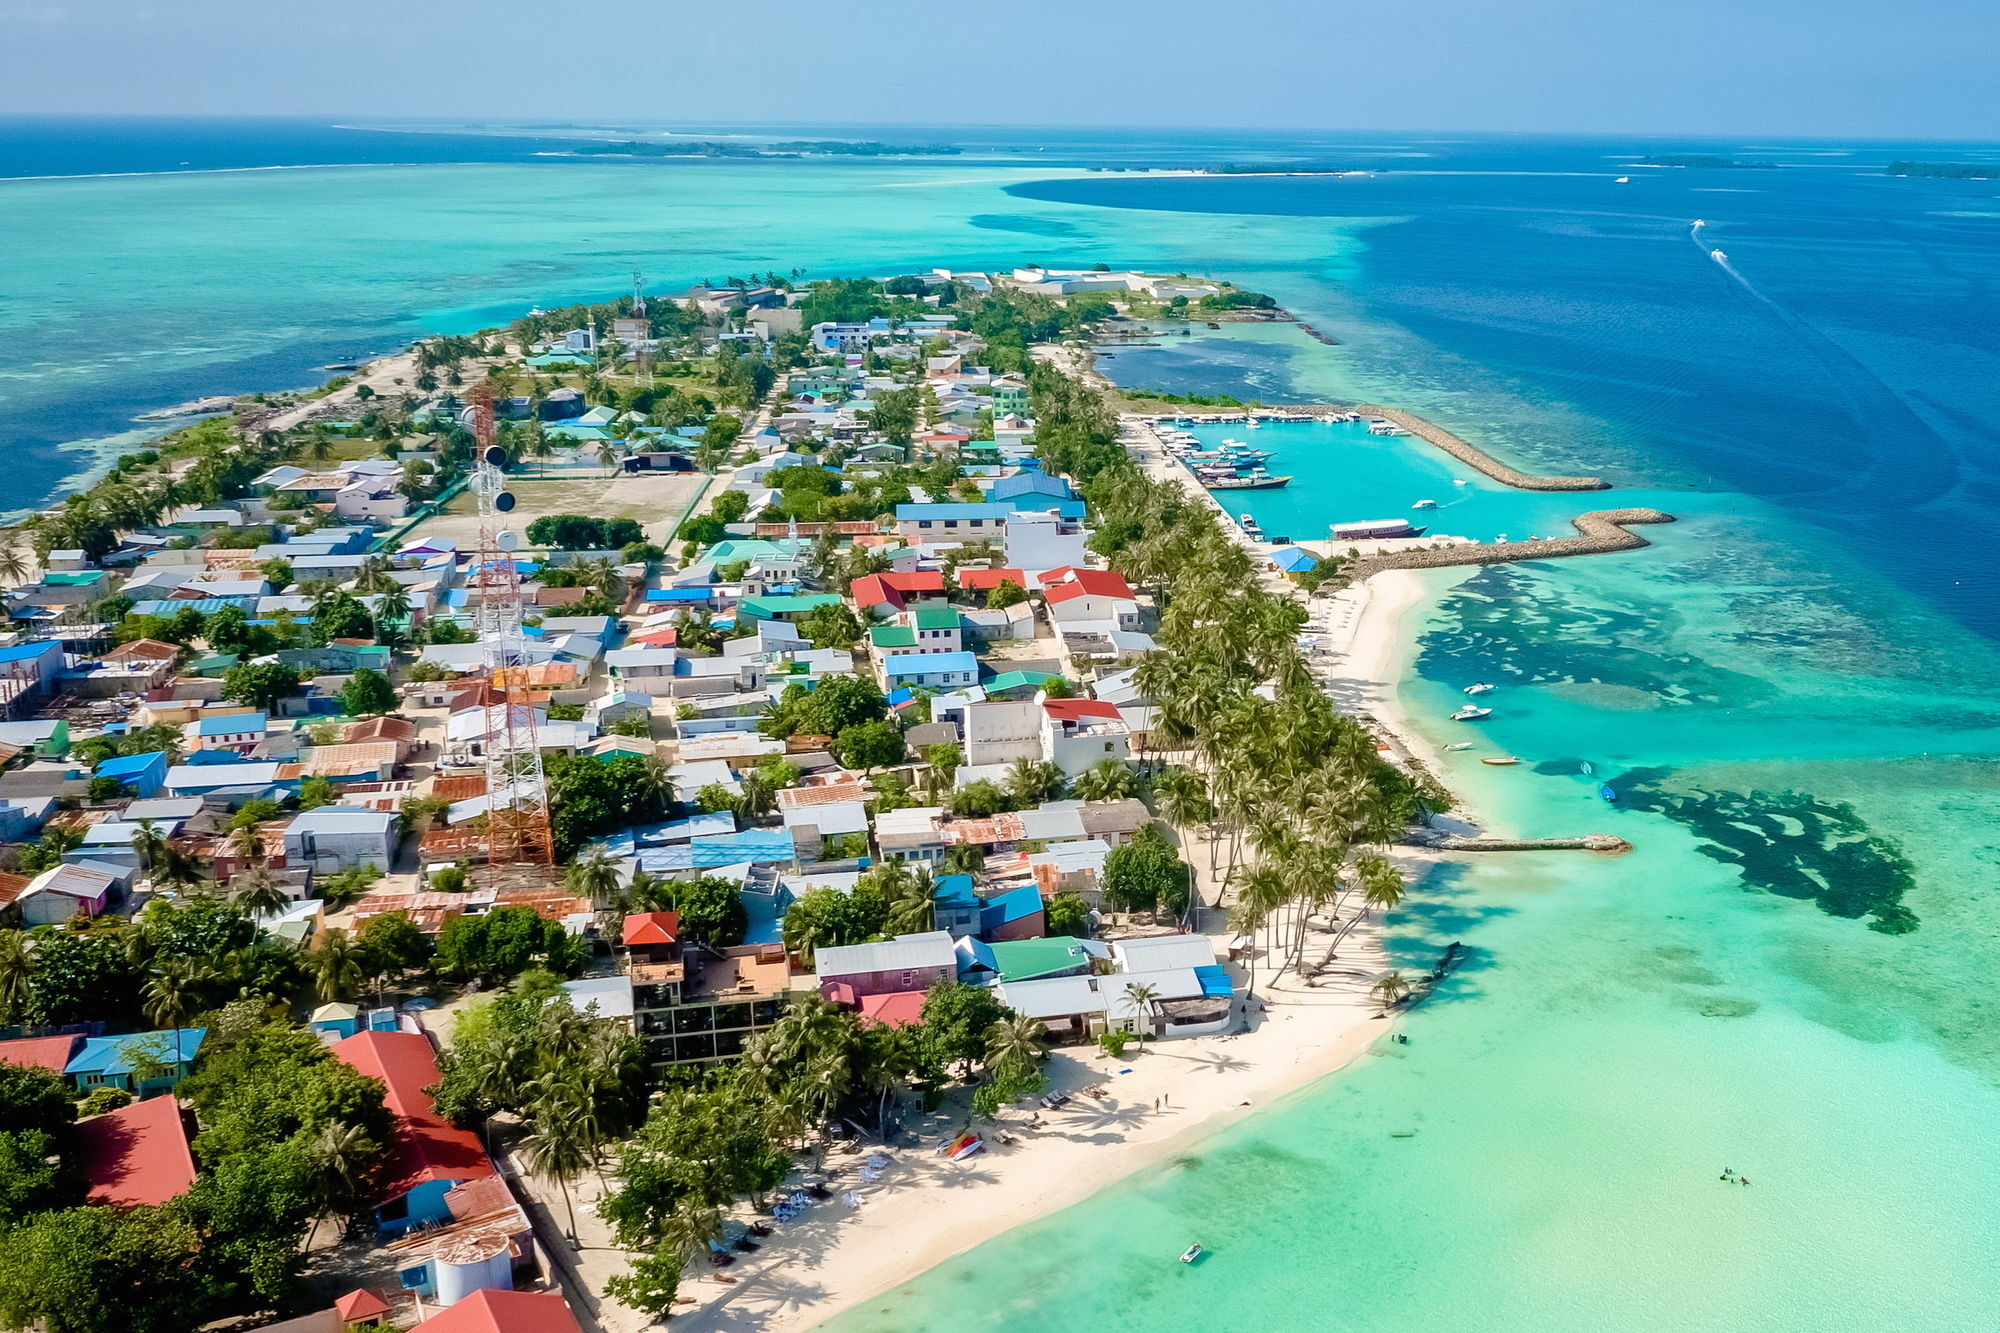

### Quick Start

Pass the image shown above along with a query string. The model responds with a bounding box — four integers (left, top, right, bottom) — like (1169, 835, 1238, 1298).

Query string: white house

(282, 807, 398, 875)
(1004, 510, 1088, 572)
(961, 700, 1044, 767)
(604, 646, 680, 696)
(1041, 567, 1141, 629)
(1040, 698, 1131, 776)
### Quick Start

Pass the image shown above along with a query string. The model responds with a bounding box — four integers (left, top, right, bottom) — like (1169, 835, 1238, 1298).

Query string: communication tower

(469, 386, 556, 872)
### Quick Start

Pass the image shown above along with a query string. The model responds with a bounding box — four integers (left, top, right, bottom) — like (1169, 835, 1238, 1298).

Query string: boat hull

(1207, 475, 1292, 490)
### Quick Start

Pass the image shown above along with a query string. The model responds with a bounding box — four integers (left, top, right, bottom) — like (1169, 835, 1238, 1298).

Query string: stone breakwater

(1407, 830, 1634, 855)
(1344, 508, 1677, 579)
(1346, 406, 1610, 491)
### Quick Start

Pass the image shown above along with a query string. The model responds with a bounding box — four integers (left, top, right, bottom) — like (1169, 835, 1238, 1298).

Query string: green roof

(985, 669, 1061, 694)
(985, 936, 1089, 982)
(40, 571, 107, 586)
(870, 625, 917, 649)
(910, 605, 959, 632)
(740, 593, 844, 618)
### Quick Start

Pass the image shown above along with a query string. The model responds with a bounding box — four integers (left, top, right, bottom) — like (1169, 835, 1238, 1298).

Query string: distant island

(570, 138, 960, 159)
(1199, 162, 1356, 176)
(1637, 154, 1777, 170)
(1885, 160, 2000, 179)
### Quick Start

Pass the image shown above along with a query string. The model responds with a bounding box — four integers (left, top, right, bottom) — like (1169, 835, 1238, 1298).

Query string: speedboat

(1412, 499, 1437, 510)
(1180, 1244, 1205, 1265)
(1453, 478, 1469, 486)
(1449, 706, 1492, 722)
(1615, 176, 1631, 183)
(1444, 742, 1474, 751)
(1463, 682, 1495, 695)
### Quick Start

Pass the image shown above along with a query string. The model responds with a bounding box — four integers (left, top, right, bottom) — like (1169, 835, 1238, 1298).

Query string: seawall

(1342, 508, 1677, 578)
(1347, 405, 1610, 491)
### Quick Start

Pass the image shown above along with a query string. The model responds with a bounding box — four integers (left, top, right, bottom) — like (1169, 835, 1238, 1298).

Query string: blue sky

(2, 0, 1995, 138)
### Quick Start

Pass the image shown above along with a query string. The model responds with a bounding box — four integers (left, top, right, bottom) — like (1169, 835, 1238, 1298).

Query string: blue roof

(646, 588, 714, 603)
(990, 472, 1077, 502)
(1195, 964, 1236, 998)
(0, 641, 59, 665)
(934, 874, 978, 907)
(66, 1028, 207, 1076)
(194, 712, 265, 736)
(633, 827, 797, 870)
(955, 935, 998, 977)
(1269, 545, 1319, 572)
(980, 883, 1045, 931)
(94, 751, 166, 778)
(181, 748, 249, 768)
(893, 503, 1013, 521)
(884, 651, 978, 676)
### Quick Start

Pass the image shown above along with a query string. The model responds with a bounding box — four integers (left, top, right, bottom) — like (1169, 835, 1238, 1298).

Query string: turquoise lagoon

(6, 138, 2000, 1330)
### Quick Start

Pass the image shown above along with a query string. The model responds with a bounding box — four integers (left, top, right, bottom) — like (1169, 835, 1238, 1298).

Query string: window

(900, 969, 918, 987)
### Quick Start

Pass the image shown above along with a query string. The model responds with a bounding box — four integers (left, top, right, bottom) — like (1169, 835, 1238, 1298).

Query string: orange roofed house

(330, 1030, 494, 1235)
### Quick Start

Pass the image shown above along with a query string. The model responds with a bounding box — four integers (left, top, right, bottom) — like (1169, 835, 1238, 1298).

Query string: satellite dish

(494, 492, 516, 513)
(482, 445, 508, 467)
(497, 530, 520, 552)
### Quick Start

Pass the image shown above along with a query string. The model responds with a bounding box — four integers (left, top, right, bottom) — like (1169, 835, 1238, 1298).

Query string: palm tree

(0, 539, 30, 585)
(302, 1118, 377, 1249)
(1369, 971, 1412, 1012)
(306, 927, 364, 1003)
(0, 930, 34, 1026)
(224, 821, 266, 866)
(1070, 758, 1135, 803)
(566, 844, 625, 910)
(939, 842, 985, 877)
(520, 1076, 594, 1244)
(1120, 981, 1162, 1042)
(230, 867, 291, 919)
(984, 1013, 1047, 1081)
(129, 818, 169, 875)
(597, 441, 622, 476)
(151, 844, 210, 897)
(1005, 758, 1063, 807)
(142, 957, 205, 1066)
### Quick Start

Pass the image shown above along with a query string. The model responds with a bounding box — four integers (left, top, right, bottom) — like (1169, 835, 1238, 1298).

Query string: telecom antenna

(470, 386, 556, 873)
(631, 265, 654, 388)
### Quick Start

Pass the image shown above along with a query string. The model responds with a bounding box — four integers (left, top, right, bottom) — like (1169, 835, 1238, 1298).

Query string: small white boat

(1444, 742, 1474, 751)
(1412, 499, 1437, 510)
(1615, 176, 1631, 184)
(1481, 756, 1520, 766)
(1450, 706, 1492, 722)
(1180, 1244, 1204, 1265)
(1452, 478, 1469, 486)
(1463, 682, 1495, 695)
(1710, 249, 1727, 262)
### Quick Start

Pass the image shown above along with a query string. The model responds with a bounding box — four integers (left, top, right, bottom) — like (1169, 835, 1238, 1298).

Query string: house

(283, 806, 398, 874)
(385, 1174, 538, 1310)
(894, 503, 1012, 543)
(1004, 510, 1088, 572)
(989, 471, 1077, 505)
(621, 913, 791, 1070)
(872, 806, 946, 864)
(961, 699, 1044, 767)
(603, 646, 680, 695)
(1041, 698, 1131, 775)
(1041, 567, 1141, 629)
(0, 640, 64, 700)
(847, 571, 946, 617)
(902, 603, 963, 653)
(78, 1094, 198, 1207)
(16, 861, 126, 925)
(93, 749, 168, 798)
(66, 1028, 207, 1096)
(880, 650, 978, 692)
(980, 882, 1046, 941)
(309, 1001, 362, 1041)
(330, 1031, 495, 1235)
(816, 931, 958, 1003)
(408, 1290, 581, 1333)
(184, 710, 268, 754)
(738, 593, 845, 624)
(932, 873, 982, 938)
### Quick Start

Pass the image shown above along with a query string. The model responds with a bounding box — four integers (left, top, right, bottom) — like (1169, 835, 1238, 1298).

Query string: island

(1885, 160, 2000, 179)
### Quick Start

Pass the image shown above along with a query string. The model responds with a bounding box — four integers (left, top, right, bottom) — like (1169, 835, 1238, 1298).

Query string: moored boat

(1481, 756, 1520, 766)
(1463, 682, 1495, 695)
(1449, 705, 1492, 721)
(1208, 474, 1292, 490)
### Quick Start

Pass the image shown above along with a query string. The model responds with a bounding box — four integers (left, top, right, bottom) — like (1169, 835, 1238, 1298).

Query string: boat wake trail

(1688, 221, 1960, 504)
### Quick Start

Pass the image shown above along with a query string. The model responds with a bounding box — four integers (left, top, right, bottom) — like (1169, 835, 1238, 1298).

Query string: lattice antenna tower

(631, 266, 653, 388)
(470, 386, 555, 871)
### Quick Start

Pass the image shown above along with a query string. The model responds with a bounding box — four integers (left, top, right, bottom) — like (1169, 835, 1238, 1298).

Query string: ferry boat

(1331, 519, 1426, 541)
(1449, 706, 1492, 722)
(1209, 474, 1292, 490)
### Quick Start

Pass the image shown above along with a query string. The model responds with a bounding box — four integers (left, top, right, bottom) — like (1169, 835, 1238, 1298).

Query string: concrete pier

(1342, 508, 1677, 579)
(1348, 405, 1610, 491)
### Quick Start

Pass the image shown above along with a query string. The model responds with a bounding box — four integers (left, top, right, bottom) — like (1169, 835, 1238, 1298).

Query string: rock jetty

(1343, 508, 1676, 579)
(1350, 405, 1609, 491)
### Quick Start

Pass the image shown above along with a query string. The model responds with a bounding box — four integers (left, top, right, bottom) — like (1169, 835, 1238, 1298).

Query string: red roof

(955, 568, 1028, 591)
(335, 1289, 393, 1321)
(1041, 567, 1133, 603)
(78, 1095, 198, 1208)
(848, 574, 903, 611)
(859, 991, 928, 1029)
(330, 1031, 493, 1204)
(881, 571, 945, 593)
(0, 1034, 81, 1075)
(410, 1290, 582, 1333)
(1042, 698, 1122, 722)
(621, 911, 681, 947)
